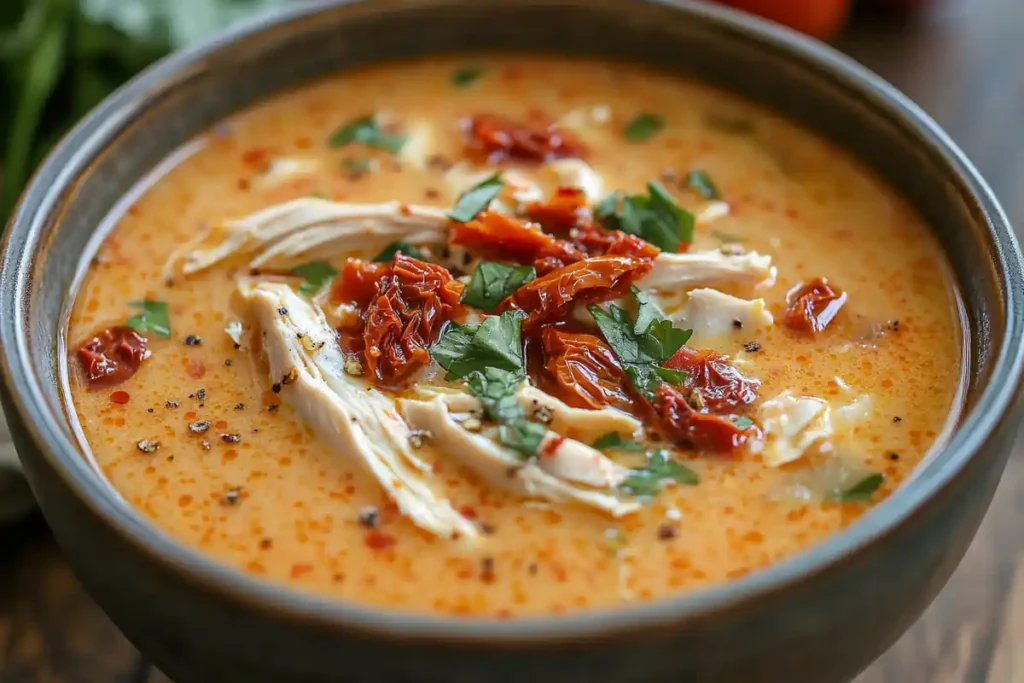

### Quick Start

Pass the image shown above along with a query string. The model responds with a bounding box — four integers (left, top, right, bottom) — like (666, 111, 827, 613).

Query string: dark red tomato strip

(466, 114, 587, 163)
(541, 329, 634, 413)
(783, 277, 848, 334)
(497, 255, 653, 334)
(449, 211, 584, 272)
(651, 383, 754, 453)
(663, 346, 761, 412)
(78, 326, 151, 390)
(525, 187, 592, 232)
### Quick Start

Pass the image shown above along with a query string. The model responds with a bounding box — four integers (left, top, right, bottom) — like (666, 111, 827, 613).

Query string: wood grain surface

(0, 0, 1021, 680)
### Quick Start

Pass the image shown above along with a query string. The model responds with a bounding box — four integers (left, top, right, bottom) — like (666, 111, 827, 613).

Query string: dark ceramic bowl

(1, 1, 1022, 682)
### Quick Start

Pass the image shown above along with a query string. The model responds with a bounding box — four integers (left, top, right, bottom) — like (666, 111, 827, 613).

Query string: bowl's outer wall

(2, 1, 1021, 682)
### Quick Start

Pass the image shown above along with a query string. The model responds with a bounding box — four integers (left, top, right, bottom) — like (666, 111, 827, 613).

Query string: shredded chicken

(164, 199, 449, 279)
(240, 281, 478, 540)
(750, 391, 832, 467)
(671, 288, 774, 346)
(517, 385, 641, 442)
(542, 159, 605, 202)
(641, 249, 776, 291)
(400, 395, 640, 517)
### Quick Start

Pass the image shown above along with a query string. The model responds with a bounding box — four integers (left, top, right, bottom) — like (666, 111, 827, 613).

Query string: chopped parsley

(291, 261, 338, 296)
(126, 300, 171, 338)
(729, 415, 756, 430)
(623, 113, 664, 142)
(461, 262, 535, 310)
(592, 432, 646, 452)
(685, 169, 721, 200)
(830, 473, 884, 503)
(431, 311, 544, 457)
(595, 182, 695, 252)
(620, 450, 698, 496)
(589, 289, 691, 398)
(327, 115, 407, 154)
(452, 66, 484, 87)
(373, 241, 425, 263)
(448, 173, 504, 223)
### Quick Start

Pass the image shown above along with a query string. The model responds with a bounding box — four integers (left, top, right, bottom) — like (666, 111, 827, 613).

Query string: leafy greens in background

(0, 0, 293, 217)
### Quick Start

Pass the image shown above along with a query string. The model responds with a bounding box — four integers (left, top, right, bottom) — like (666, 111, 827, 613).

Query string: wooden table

(0, 1, 1021, 680)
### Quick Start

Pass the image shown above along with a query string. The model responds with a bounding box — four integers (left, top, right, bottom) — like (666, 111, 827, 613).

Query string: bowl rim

(2, 0, 1022, 643)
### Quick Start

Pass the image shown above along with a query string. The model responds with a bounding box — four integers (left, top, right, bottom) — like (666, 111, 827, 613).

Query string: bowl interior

(2, 0, 1021, 636)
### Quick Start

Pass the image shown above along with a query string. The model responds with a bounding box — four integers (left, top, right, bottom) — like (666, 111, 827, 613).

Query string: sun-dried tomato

(78, 326, 151, 390)
(783, 277, 847, 334)
(498, 256, 654, 333)
(525, 187, 592, 232)
(542, 329, 634, 412)
(663, 346, 760, 412)
(466, 114, 586, 163)
(359, 255, 464, 386)
(651, 384, 753, 453)
(332, 259, 390, 309)
(572, 222, 662, 261)
(450, 211, 583, 269)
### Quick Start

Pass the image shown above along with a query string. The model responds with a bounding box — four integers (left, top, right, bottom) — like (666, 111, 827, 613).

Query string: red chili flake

(465, 114, 587, 163)
(77, 326, 151, 390)
(186, 358, 206, 379)
(783, 277, 848, 334)
(541, 435, 567, 457)
(458, 504, 478, 519)
(241, 147, 271, 171)
(365, 530, 397, 550)
(663, 346, 760, 412)
(110, 390, 131, 405)
(498, 256, 653, 334)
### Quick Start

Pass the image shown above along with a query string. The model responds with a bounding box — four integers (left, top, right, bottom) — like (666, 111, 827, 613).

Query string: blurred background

(0, 1, 1020, 682)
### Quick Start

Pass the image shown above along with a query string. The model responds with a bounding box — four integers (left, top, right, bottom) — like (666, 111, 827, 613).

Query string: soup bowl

(1, 1, 1022, 681)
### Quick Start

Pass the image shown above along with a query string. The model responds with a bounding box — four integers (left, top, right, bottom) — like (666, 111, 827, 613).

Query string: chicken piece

(241, 281, 478, 540)
(671, 288, 774, 346)
(750, 391, 832, 467)
(517, 385, 641, 442)
(164, 199, 449, 280)
(542, 159, 605, 202)
(641, 249, 776, 291)
(400, 395, 640, 517)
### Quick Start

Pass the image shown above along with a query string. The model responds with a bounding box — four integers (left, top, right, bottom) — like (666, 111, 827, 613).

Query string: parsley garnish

(452, 66, 484, 87)
(685, 169, 720, 200)
(595, 182, 695, 252)
(589, 289, 691, 398)
(126, 300, 171, 338)
(592, 432, 646, 451)
(327, 115, 407, 154)
(461, 262, 535, 310)
(291, 261, 338, 296)
(624, 113, 664, 142)
(431, 311, 545, 457)
(620, 450, 698, 496)
(631, 285, 663, 335)
(830, 473, 884, 503)
(729, 415, 755, 430)
(448, 173, 504, 223)
(373, 241, 425, 263)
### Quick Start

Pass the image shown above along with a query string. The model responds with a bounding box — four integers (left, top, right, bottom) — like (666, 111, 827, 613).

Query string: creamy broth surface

(68, 56, 962, 616)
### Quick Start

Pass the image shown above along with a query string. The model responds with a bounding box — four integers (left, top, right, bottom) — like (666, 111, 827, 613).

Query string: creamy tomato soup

(67, 56, 963, 617)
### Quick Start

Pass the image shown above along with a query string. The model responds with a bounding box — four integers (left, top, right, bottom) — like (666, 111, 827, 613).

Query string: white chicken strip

(750, 391, 832, 467)
(400, 396, 640, 517)
(241, 282, 478, 540)
(517, 385, 641, 442)
(671, 288, 774, 345)
(542, 159, 605, 202)
(164, 199, 449, 279)
(641, 249, 776, 291)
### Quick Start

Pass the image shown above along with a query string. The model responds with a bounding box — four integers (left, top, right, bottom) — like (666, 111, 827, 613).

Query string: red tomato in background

(714, 0, 852, 41)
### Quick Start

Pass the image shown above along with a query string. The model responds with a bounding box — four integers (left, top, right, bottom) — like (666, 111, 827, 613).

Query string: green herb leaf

(596, 182, 695, 253)
(373, 241, 425, 263)
(465, 366, 545, 458)
(624, 113, 664, 142)
(631, 285, 662, 335)
(126, 299, 171, 338)
(498, 418, 548, 457)
(452, 66, 484, 87)
(461, 262, 535, 310)
(685, 169, 720, 200)
(620, 450, 698, 496)
(592, 432, 646, 451)
(291, 261, 338, 296)
(652, 366, 688, 385)
(448, 173, 504, 223)
(637, 319, 691, 364)
(831, 473, 884, 503)
(327, 115, 407, 154)
(590, 305, 642, 364)
(729, 415, 755, 430)
(431, 311, 525, 381)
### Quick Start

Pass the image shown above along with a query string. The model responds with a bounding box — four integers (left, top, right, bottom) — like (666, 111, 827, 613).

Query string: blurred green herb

(1, 0, 291, 217)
